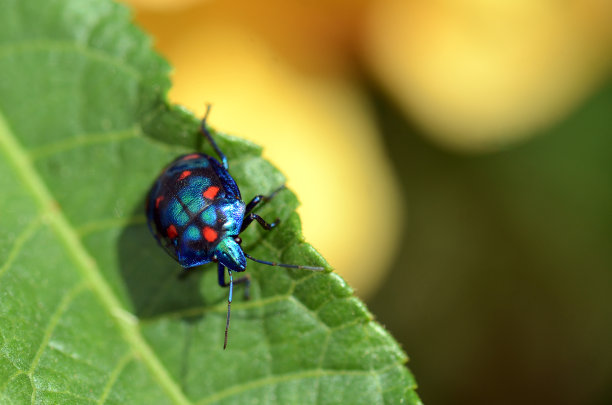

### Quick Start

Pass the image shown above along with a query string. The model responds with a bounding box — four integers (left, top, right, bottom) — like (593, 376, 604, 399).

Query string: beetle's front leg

(240, 213, 280, 233)
(244, 185, 286, 215)
(217, 263, 251, 299)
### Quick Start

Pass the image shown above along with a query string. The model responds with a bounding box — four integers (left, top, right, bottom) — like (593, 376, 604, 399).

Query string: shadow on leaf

(117, 202, 206, 320)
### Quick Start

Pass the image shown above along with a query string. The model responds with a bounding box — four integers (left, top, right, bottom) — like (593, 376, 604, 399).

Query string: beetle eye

(212, 254, 218, 262)
(234, 236, 242, 245)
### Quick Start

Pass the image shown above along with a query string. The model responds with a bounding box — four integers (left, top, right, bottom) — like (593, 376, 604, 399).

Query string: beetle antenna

(245, 253, 325, 271)
(224, 269, 234, 350)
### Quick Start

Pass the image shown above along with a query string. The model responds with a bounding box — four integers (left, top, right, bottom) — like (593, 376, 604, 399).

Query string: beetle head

(214, 236, 246, 272)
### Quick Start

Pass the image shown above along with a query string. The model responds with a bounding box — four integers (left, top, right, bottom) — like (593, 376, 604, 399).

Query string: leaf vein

(27, 282, 88, 376)
(0, 370, 26, 394)
(0, 109, 192, 405)
(0, 215, 44, 281)
(37, 389, 97, 403)
(0, 40, 141, 79)
(97, 350, 135, 404)
(195, 367, 396, 405)
(140, 294, 289, 324)
(76, 215, 146, 238)
(28, 127, 140, 161)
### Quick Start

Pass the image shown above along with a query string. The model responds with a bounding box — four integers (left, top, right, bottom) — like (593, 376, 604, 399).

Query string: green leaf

(0, 0, 420, 404)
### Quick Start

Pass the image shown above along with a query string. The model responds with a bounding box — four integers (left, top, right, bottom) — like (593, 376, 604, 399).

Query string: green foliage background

(0, 0, 419, 403)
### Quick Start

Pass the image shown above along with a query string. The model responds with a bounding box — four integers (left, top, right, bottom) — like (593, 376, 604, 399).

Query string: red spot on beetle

(167, 225, 178, 239)
(178, 170, 192, 180)
(182, 154, 200, 160)
(202, 186, 220, 200)
(155, 196, 164, 208)
(203, 226, 218, 242)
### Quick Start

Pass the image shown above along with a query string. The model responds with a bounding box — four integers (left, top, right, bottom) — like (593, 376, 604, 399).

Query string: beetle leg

(217, 263, 251, 298)
(244, 185, 286, 215)
(240, 213, 280, 233)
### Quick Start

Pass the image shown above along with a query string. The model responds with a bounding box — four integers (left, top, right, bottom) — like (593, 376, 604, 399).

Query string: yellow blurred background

(124, 0, 612, 403)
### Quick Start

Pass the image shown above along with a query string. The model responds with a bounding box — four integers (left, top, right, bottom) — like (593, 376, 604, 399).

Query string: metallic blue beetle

(146, 106, 323, 349)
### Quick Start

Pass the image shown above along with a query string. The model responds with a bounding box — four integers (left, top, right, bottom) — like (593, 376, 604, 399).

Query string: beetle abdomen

(146, 153, 245, 267)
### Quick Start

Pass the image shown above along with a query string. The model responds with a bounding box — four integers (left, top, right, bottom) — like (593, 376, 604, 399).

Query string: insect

(146, 106, 324, 349)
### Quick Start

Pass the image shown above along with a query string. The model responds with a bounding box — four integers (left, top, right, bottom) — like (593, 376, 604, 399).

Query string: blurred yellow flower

(364, 0, 612, 151)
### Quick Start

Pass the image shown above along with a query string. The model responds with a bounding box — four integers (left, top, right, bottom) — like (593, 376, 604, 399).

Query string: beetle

(146, 106, 324, 349)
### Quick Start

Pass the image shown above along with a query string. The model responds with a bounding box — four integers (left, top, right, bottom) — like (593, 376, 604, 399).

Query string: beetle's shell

(146, 153, 246, 268)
